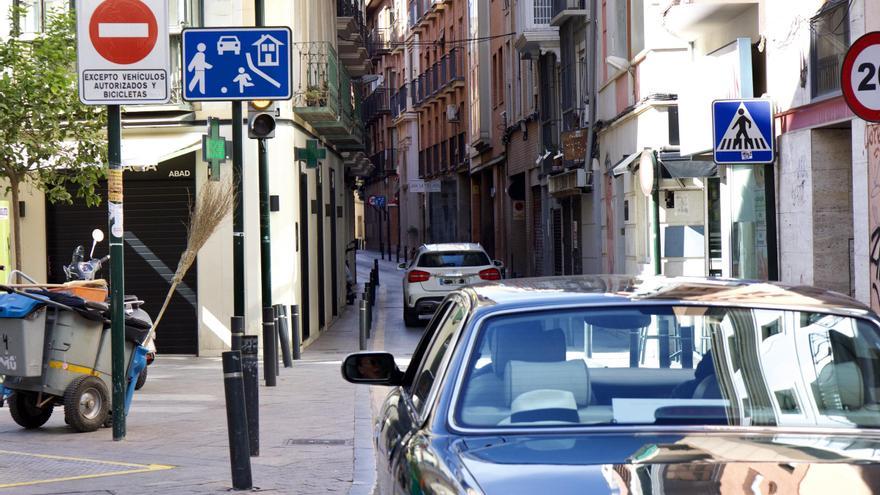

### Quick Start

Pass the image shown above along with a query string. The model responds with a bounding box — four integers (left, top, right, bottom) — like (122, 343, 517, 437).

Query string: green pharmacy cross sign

(202, 117, 230, 180)
(295, 139, 326, 169)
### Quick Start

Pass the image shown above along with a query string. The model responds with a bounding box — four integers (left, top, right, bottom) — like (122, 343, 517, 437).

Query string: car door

(375, 299, 456, 493)
(377, 298, 468, 494)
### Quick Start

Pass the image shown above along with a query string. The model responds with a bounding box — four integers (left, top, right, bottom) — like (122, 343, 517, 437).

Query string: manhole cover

(283, 439, 349, 446)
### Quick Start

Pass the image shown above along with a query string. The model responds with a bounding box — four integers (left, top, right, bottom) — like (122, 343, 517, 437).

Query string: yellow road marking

(0, 449, 173, 489)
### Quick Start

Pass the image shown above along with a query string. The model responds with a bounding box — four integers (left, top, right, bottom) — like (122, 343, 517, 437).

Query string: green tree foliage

(0, 6, 106, 272)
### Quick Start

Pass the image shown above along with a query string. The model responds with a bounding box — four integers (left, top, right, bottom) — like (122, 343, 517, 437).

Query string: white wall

(777, 130, 814, 286)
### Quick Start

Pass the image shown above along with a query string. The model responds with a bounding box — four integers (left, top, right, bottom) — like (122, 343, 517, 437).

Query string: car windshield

(418, 251, 490, 268)
(455, 306, 880, 430)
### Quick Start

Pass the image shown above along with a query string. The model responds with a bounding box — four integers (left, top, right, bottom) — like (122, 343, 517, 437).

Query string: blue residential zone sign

(712, 99, 775, 164)
(182, 27, 291, 101)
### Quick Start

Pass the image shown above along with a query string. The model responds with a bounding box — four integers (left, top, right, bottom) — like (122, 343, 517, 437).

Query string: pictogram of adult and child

(187, 34, 284, 96)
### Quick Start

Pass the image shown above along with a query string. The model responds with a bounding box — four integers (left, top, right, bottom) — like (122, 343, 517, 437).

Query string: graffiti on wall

(867, 124, 880, 312)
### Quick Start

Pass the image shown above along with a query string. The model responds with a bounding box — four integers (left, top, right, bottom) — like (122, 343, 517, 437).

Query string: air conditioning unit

(446, 104, 460, 122)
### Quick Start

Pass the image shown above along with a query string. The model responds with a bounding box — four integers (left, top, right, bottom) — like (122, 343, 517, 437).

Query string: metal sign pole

(232, 102, 245, 347)
(107, 104, 126, 440)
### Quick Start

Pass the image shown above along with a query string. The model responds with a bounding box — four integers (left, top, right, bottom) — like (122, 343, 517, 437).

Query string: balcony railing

(362, 86, 391, 124)
(411, 48, 465, 107)
(551, 0, 586, 24)
(367, 28, 392, 58)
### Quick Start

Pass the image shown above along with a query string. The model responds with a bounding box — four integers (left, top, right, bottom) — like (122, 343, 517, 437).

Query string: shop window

(810, 0, 848, 98)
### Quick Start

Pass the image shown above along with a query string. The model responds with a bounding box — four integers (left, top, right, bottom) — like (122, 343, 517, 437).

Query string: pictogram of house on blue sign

(253, 34, 283, 67)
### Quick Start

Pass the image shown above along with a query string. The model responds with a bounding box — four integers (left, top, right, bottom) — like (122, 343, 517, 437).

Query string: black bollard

(359, 299, 367, 351)
(221, 351, 253, 489)
(241, 336, 260, 457)
(262, 307, 277, 386)
(290, 304, 302, 360)
(373, 259, 380, 286)
(231, 316, 244, 352)
(277, 305, 293, 368)
(365, 292, 373, 339)
(273, 307, 280, 377)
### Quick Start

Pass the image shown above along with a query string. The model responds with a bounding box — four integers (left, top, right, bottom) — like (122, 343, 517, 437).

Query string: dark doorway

(316, 167, 326, 331)
(299, 171, 311, 341)
(330, 169, 338, 317)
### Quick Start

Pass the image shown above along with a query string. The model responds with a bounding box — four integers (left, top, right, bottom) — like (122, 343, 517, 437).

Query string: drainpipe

(585, 0, 599, 274)
(650, 151, 661, 276)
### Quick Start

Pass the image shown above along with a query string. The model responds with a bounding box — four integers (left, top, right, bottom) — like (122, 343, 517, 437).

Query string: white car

(399, 243, 502, 326)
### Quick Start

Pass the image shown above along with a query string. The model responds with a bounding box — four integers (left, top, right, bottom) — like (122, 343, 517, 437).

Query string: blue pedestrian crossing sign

(712, 99, 774, 164)
(182, 27, 291, 101)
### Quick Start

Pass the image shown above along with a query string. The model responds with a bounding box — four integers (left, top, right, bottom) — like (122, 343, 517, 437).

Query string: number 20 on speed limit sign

(843, 32, 880, 122)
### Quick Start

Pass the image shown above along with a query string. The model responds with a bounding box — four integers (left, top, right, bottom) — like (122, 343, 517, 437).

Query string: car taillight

(408, 270, 430, 283)
(479, 268, 501, 280)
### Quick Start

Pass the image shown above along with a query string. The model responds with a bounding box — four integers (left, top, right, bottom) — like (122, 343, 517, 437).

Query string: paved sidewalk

(0, 253, 396, 494)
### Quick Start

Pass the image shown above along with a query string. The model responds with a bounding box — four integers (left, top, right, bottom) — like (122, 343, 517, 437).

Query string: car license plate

(441, 277, 464, 285)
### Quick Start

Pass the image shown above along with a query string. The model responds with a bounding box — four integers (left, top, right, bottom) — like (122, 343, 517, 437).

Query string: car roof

(459, 275, 874, 318)
(418, 243, 485, 253)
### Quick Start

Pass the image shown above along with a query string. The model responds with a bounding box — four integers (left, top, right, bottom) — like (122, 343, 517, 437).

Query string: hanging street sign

(182, 27, 292, 101)
(368, 195, 387, 208)
(842, 31, 880, 122)
(76, 0, 170, 105)
(712, 99, 775, 164)
(202, 117, 230, 181)
(295, 139, 327, 169)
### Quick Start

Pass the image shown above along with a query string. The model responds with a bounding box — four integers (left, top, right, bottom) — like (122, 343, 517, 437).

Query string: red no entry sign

(77, 0, 169, 105)
(842, 31, 880, 122)
(88, 0, 158, 65)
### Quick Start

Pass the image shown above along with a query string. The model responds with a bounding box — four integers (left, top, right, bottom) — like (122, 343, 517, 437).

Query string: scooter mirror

(90, 229, 105, 259)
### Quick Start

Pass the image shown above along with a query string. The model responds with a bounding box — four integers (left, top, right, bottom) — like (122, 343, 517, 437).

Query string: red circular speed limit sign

(88, 0, 158, 65)
(842, 31, 880, 122)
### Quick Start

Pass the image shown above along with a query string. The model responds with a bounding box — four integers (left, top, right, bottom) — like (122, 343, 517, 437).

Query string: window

(455, 305, 880, 429)
(14, 0, 66, 36)
(630, 0, 644, 57)
(810, 0, 849, 98)
(410, 302, 467, 414)
(417, 251, 491, 267)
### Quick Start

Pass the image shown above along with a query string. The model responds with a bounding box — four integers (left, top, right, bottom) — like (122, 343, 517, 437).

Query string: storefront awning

(611, 150, 718, 178)
(121, 132, 202, 168)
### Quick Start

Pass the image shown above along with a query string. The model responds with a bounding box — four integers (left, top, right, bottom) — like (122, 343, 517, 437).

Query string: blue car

(343, 275, 880, 494)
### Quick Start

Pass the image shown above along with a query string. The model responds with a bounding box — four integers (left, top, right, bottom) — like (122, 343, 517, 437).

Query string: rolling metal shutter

(45, 153, 198, 354)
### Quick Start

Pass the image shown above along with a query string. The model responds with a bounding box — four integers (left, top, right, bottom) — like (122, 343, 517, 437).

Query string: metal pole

(241, 335, 259, 457)
(258, 138, 273, 333)
(273, 306, 280, 376)
(290, 304, 302, 360)
(378, 206, 384, 260)
(231, 316, 244, 352)
(651, 152, 661, 276)
(364, 290, 372, 339)
(359, 300, 367, 351)
(386, 208, 391, 260)
(262, 307, 277, 386)
(221, 351, 253, 489)
(107, 104, 126, 441)
(232, 102, 245, 324)
(277, 305, 292, 367)
(373, 259, 379, 286)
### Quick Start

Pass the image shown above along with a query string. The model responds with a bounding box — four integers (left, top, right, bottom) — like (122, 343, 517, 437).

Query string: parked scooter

(63, 229, 156, 390)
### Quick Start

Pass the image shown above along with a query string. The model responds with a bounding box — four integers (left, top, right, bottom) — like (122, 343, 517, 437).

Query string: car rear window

(455, 306, 880, 430)
(417, 251, 490, 268)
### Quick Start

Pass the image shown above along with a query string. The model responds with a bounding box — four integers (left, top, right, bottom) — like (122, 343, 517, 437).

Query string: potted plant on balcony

(304, 86, 327, 107)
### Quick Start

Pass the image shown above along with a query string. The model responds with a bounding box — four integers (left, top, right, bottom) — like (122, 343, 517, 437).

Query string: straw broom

(149, 178, 234, 338)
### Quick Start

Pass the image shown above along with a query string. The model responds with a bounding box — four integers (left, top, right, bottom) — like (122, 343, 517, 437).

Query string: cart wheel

(8, 391, 54, 429)
(134, 367, 148, 391)
(63, 376, 109, 433)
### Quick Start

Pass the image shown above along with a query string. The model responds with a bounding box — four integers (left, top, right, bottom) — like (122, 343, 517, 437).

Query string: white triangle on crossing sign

(716, 103, 771, 152)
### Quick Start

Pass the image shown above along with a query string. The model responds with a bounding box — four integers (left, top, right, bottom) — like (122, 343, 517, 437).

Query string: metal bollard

(365, 293, 373, 339)
(231, 316, 244, 352)
(221, 351, 253, 489)
(241, 336, 260, 457)
(364, 281, 372, 307)
(359, 300, 367, 351)
(290, 304, 302, 360)
(373, 259, 380, 285)
(262, 307, 277, 386)
(273, 307, 280, 377)
(277, 305, 292, 368)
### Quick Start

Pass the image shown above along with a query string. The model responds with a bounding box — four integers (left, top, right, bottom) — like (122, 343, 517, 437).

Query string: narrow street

(0, 252, 421, 494)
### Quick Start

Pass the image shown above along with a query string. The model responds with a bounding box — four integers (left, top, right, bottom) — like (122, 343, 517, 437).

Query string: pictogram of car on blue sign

(216, 36, 240, 55)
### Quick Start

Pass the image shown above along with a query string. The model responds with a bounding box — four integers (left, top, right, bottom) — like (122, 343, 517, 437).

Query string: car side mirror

(341, 352, 402, 386)
(398, 263, 407, 270)
(493, 260, 504, 267)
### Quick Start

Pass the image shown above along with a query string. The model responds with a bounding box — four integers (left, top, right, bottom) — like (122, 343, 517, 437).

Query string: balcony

(551, 0, 587, 26)
(662, 0, 758, 42)
(292, 42, 364, 150)
(411, 48, 466, 108)
(407, 0, 448, 32)
(369, 148, 397, 177)
(367, 28, 392, 59)
(362, 86, 391, 124)
(337, 0, 371, 77)
(514, 0, 560, 58)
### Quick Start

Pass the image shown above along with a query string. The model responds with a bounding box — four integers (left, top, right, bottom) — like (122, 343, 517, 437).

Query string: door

(299, 171, 311, 341)
(46, 153, 198, 354)
(316, 167, 326, 331)
(330, 169, 338, 317)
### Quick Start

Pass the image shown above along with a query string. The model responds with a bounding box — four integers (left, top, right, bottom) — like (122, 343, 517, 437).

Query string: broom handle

(147, 280, 179, 343)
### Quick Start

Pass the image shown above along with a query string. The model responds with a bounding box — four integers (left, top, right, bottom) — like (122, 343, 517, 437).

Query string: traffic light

(248, 100, 277, 139)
